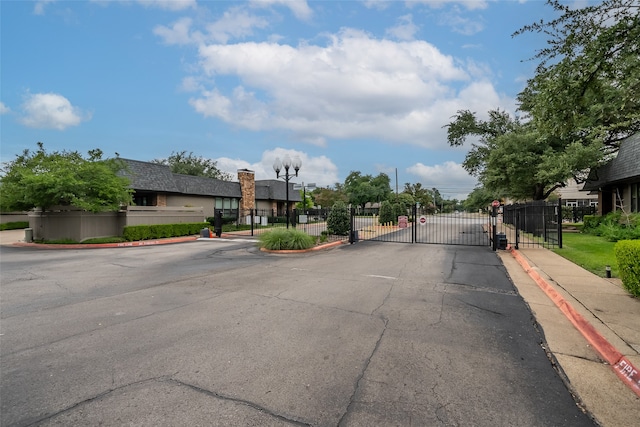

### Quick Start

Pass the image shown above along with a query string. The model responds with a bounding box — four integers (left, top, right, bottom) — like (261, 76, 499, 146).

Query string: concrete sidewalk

(498, 247, 640, 426)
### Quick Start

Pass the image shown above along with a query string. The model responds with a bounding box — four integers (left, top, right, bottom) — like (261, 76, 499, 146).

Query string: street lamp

(273, 154, 301, 228)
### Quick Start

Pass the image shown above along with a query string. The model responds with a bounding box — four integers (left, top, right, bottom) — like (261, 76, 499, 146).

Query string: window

(214, 197, 239, 217)
(566, 201, 578, 207)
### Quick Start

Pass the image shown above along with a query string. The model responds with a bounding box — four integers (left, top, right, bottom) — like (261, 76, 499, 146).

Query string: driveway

(0, 240, 593, 426)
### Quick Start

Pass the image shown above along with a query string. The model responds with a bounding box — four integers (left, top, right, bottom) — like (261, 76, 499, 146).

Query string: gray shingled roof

(583, 133, 640, 191)
(119, 159, 298, 201)
(119, 159, 180, 193)
(255, 180, 302, 202)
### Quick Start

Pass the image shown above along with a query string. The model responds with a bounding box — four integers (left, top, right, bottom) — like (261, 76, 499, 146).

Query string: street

(0, 240, 593, 426)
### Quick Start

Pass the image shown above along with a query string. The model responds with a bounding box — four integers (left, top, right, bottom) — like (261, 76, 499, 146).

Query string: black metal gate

(351, 205, 491, 247)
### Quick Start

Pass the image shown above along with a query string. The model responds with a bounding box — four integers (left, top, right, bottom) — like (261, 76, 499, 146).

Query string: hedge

(123, 222, 206, 242)
(614, 240, 640, 297)
(0, 221, 29, 231)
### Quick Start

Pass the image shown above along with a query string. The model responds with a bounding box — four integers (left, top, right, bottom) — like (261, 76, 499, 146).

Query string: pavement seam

(508, 247, 640, 398)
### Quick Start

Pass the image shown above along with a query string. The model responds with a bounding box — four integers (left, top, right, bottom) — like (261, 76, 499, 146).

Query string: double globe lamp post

(273, 154, 301, 229)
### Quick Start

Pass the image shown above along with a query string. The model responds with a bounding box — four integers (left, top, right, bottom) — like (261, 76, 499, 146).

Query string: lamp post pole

(273, 154, 301, 229)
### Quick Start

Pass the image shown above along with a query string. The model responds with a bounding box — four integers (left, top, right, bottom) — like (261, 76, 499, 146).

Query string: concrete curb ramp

(508, 246, 640, 398)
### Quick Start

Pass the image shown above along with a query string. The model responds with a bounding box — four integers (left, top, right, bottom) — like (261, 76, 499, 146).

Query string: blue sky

(1, 0, 570, 200)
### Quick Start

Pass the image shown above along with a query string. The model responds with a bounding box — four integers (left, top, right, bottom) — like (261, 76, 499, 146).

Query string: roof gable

(583, 133, 640, 190)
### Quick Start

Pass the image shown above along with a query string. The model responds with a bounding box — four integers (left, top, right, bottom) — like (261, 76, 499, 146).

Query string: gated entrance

(350, 205, 491, 247)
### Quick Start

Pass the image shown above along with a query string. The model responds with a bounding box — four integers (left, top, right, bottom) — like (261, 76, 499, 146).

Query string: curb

(260, 240, 345, 254)
(12, 236, 198, 249)
(508, 246, 640, 397)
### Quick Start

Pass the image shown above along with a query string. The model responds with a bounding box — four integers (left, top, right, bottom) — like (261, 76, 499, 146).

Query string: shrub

(259, 228, 315, 250)
(393, 203, 406, 222)
(122, 222, 204, 241)
(327, 201, 350, 235)
(584, 212, 640, 241)
(614, 240, 640, 297)
(582, 215, 603, 233)
(0, 221, 29, 231)
(378, 200, 394, 225)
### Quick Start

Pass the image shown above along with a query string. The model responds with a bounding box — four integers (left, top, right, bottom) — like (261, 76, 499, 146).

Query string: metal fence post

(491, 205, 498, 251)
(557, 198, 563, 248)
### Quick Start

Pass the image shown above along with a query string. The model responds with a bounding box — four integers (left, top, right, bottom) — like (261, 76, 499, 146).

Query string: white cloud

(154, 8, 269, 45)
(154, 17, 197, 45)
(439, 11, 485, 36)
(187, 28, 512, 149)
(215, 148, 339, 187)
(410, 0, 489, 10)
(0, 102, 10, 114)
(19, 93, 91, 130)
(386, 14, 419, 41)
(249, 0, 313, 21)
(34, 0, 56, 15)
(141, 0, 196, 11)
(407, 161, 478, 200)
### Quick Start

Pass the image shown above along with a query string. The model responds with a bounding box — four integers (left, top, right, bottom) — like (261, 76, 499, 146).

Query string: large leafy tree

(152, 151, 232, 181)
(0, 143, 132, 212)
(446, 110, 600, 200)
(343, 171, 392, 209)
(515, 0, 640, 150)
(403, 182, 433, 207)
(311, 187, 347, 209)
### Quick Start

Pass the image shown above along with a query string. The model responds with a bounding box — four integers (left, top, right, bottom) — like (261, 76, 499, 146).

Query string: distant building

(556, 179, 598, 208)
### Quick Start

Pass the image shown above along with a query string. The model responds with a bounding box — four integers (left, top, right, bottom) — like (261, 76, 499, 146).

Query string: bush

(122, 222, 205, 241)
(0, 221, 29, 231)
(584, 212, 640, 241)
(379, 200, 394, 225)
(614, 240, 640, 297)
(393, 203, 406, 222)
(327, 201, 350, 235)
(259, 228, 315, 250)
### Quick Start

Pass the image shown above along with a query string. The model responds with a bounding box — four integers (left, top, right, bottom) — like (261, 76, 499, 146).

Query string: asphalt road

(0, 239, 594, 426)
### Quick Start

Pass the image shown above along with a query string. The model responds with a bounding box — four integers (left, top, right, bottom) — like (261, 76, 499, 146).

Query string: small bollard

(605, 265, 611, 278)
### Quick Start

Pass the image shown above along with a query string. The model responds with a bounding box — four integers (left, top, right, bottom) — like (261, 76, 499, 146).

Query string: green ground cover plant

(552, 233, 619, 278)
(259, 228, 315, 251)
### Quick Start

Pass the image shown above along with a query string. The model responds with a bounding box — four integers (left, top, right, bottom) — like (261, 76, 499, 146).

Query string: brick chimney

(237, 169, 255, 211)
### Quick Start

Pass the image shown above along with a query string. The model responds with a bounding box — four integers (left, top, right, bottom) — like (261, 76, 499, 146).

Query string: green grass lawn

(552, 233, 619, 278)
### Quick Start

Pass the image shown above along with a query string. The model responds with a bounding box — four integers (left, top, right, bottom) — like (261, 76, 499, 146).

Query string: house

(120, 159, 301, 219)
(556, 179, 598, 208)
(582, 133, 640, 215)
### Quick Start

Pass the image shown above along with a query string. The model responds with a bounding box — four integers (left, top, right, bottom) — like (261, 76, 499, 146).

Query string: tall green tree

(403, 182, 432, 207)
(0, 143, 132, 212)
(343, 171, 392, 209)
(312, 187, 347, 208)
(515, 0, 640, 150)
(152, 151, 232, 181)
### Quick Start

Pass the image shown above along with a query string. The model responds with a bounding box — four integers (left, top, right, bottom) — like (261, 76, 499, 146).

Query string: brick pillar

(157, 193, 167, 207)
(237, 169, 255, 211)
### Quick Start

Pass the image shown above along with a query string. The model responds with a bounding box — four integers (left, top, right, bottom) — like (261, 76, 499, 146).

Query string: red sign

(419, 215, 427, 225)
(491, 200, 501, 207)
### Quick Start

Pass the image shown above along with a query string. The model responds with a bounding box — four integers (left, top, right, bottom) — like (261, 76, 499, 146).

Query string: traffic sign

(419, 215, 427, 225)
(491, 200, 501, 207)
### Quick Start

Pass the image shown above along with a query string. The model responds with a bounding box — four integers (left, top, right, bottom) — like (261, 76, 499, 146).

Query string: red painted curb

(508, 246, 640, 397)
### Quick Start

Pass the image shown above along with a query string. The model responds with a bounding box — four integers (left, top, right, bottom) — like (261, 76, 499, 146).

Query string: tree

(343, 171, 392, 209)
(445, 110, 599, 200)
(326, 201, 350, 235)
(312, 187, 347, 208)
(515, 0, 640, 151)
(378, 200, 394, 225)
(296, 190, 314, 211)
(403, 182, 432, 207)
(0, 142, 132, 212)
(151, 151, 232, 181)
(463, 186, 503, 212)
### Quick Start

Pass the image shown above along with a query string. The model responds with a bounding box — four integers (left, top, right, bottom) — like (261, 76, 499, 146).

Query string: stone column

(237, 169, 256, 211)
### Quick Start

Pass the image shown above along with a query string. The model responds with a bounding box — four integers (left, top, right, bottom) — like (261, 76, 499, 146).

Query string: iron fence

(502, 199, 563, 249)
